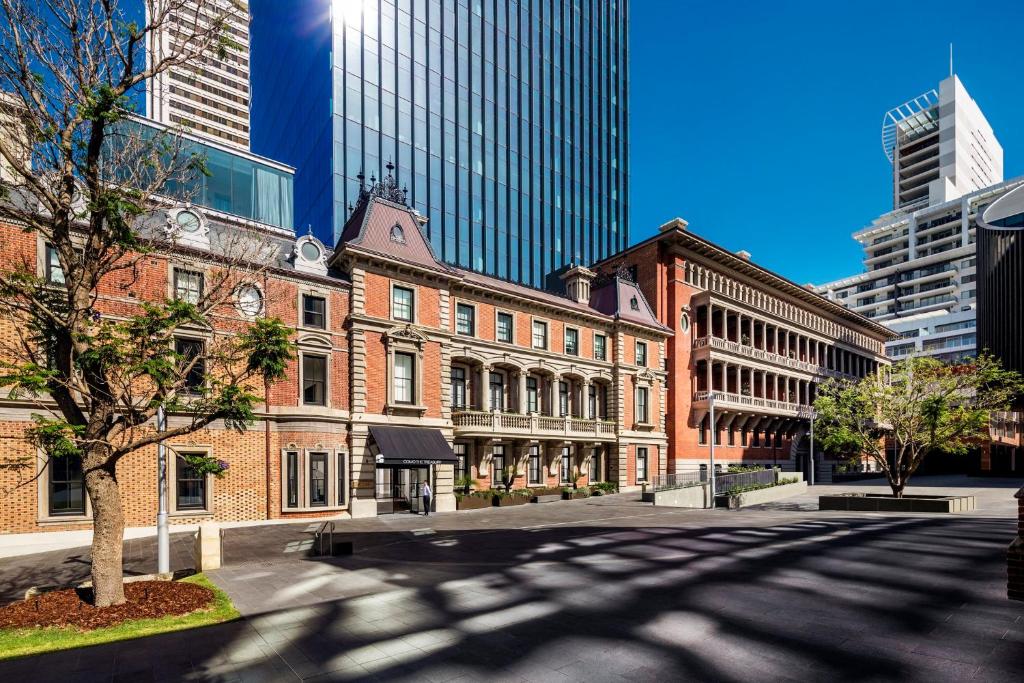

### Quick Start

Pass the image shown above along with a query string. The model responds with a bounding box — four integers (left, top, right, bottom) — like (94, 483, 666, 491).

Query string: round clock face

(176, 210, 201, 233)
(236, 285, 263, 316)
(300, 240, 321, 262)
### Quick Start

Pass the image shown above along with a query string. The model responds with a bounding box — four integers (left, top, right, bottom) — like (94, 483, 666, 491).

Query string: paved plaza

(1, 476, 1023, 682)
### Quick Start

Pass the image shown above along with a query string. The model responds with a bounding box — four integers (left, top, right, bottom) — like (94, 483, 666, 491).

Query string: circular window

(300, 240, 321, 262)
(680, 311, 691, 333)
(236, 285, 263, 317)
(176, 210, 202, 233)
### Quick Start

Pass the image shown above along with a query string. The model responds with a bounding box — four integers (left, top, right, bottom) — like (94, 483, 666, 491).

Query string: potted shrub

(455, 474, 478, 495)
(741, 333, 751, 346)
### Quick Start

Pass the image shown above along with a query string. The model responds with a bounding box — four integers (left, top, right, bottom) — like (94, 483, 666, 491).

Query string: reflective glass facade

(251, 0, 628, 288)
(111, 119, 295, 229)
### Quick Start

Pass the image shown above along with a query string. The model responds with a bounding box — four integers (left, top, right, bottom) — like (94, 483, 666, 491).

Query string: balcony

(452, 410, 618, 441)
(692, 335, 848, 379)
(692, 391, 805, 418)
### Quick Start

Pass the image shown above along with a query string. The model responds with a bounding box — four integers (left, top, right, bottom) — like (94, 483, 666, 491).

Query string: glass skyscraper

(250, 0, 628, 288)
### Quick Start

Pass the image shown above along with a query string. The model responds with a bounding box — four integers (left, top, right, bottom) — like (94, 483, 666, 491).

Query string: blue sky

(628, 0, 1024, 285)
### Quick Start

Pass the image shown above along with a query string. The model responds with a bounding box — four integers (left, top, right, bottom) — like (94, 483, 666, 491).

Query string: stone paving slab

(1, 476, 1023, 681)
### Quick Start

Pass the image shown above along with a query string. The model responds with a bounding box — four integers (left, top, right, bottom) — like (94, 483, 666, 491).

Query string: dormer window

(630, 296, 640, 311)
(300, 240, 322, 262)
(167, 206, 210, 250)
(294, 236, 329, 276)
(390, 224, 406, 244)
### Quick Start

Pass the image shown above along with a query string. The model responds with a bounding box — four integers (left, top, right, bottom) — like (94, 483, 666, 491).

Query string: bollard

(194, 522, 222, 572)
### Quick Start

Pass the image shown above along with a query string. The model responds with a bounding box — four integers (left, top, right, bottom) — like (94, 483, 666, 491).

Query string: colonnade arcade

(450, 357, 611, 420)
(694, 302, 881, 379)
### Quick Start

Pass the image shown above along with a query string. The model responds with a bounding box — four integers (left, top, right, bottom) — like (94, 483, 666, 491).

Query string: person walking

(421, 479, 432, 516)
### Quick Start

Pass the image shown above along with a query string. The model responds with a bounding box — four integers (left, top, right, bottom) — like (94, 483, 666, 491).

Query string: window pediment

(386, 324, 427, 346)
(297, 333, 332, 349)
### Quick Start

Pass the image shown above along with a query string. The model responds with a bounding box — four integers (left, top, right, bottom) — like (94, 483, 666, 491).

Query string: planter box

(717, 481, 807, 509)
(562, 490, 590, 500)
(818, 493, 976, 513)
(651, 484, 708, 508)
(532, 494, 562, 504)
(493, 495, 531, 507)
(456, 495, 492, 511)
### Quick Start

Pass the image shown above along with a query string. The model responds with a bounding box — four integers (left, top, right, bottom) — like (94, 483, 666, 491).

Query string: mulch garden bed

(0, 580, 214, 631)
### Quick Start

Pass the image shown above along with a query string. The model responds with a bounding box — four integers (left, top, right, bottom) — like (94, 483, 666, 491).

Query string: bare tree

(0, 0, 291, 607)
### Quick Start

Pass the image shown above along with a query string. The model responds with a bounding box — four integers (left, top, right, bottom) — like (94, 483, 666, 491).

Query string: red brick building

(0, 177, 670, 531)
(593, 218, 896, 480)
(0, 181, 895, 535)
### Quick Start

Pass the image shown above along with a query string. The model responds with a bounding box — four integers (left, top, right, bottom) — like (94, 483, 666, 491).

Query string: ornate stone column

(518, 371, 529, 413)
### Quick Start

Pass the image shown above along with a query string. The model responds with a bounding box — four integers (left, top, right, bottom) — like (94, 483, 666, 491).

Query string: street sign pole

(157, 406, 169, 575)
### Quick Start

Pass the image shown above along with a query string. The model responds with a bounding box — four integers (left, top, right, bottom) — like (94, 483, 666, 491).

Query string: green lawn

(0, 573, 240, 661)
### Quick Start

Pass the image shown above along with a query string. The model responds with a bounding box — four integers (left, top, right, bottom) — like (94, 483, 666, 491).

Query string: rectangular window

(45, 244, 65, 284)
(636, 447, 649, 483)
(285, 451, 299, 509)
(532, 320, 547, 349)
(456, 303, 475, 335)
(564, 328, 579, 355)
(175, 454, 206, 510)
(302, 354, 327, 405)
(559, 381, 569, 417)
(594, 334, 606, 361)
(454, 444, 467, 482)
(175, 338, 205, 393)
(489, 371, 504, 411)
(394, 352, 415, 404)
(636, 386, 649, 424)
(560, 447, 572, 484)
(741, 428, 748, 447)
(588, 384, 597, 419)
(496, 312, 513, 343)
(309, 452, 327, 507)
(451, 366, 467, 408)
(392, 286, 414, 322)
(302, 294, 326, 329)
(174, 268, 203, 305)
(589, 449, 601, 482)
(636, 341, 648, 367)
(492, 445, 506, 484)
(48, 454, 84, 516)
(526, 376, 538, 412)
(528, 445, 541, 485)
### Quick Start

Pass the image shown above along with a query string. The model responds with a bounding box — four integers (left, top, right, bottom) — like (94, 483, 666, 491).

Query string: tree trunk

(84, 458, 126, 607)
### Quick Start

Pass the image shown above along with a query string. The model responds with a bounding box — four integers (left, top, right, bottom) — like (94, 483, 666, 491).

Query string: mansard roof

(333, 178, 668, 335)
(590, 276, 670, 332)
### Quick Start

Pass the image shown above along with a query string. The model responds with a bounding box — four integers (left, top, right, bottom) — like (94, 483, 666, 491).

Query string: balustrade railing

(453, 410, 618, 438)
(693, 335, 853, 379)
(693, 390, 804, 415)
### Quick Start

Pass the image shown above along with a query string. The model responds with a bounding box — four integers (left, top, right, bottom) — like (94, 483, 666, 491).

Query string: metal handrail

(315, 521, 335, 557)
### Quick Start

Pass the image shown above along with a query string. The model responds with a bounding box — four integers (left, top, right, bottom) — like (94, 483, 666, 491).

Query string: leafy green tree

(0, 0, 288, 608)
(813, 355, 1023, 498)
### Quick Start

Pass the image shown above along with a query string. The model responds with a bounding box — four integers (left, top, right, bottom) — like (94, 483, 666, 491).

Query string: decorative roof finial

(385, 159, 395, 176)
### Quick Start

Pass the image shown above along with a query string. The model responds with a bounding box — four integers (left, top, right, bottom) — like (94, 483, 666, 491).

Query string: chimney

(560, 264, 597, 304)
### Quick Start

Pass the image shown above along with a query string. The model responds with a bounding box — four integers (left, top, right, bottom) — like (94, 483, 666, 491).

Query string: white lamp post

(156, 405, 169, 574)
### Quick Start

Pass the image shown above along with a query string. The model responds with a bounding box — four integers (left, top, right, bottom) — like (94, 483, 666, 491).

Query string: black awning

(368, 426, 458, 466)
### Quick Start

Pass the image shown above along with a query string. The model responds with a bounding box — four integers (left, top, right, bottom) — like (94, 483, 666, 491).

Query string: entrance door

(375, 466, 429, 514)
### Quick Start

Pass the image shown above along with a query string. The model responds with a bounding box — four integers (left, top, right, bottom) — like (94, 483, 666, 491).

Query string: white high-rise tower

(816, 74, 1020, 362)
(146, 0, 251, 150)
